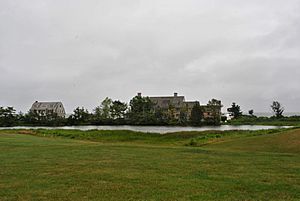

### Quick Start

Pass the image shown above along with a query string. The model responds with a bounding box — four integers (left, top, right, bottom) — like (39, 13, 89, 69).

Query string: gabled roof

(31, 101, 63, 110)
(149, 96, 185, 109)
(149, 96, 185, 101)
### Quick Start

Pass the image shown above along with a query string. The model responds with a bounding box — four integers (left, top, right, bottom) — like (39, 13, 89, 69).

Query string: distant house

(183, 101, 200, 119)
(146, 93, 185, 119)
(183, 100, 222, 121)
(137, 93, 222, 121)
(30, 101, 66, 118)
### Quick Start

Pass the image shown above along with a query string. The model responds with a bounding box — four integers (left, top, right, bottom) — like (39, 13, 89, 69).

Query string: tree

(110, 100, 127, 119)
(22, 109, 65, 126)
(92, 97, 113, 124)
(208, 99, 222, 107)
(23, 110, 40, 125)
(154, 107, 168, 125)
(248, 109, 254, 116)
(227, 102, 242, 118)
(68, 107, 91, 125)
(271, 101, 284, 118)
(93, 106, 102, 120)
(179, 106, 188, 125)
(190, 102, 203, 126)
(0, 106, 17, 126)
(101, 97, 113, 119)
(206, 99, 222, 125)
(128, 96, 155, 124)
(167, 103, 177, 124)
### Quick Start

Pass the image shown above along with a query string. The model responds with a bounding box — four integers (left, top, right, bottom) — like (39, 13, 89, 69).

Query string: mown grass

(207, 128, 300, 153)
(0, 128, 299, 201)
(1, 127, 291, 147)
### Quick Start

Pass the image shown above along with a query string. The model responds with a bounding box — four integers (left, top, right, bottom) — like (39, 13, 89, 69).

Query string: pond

(0, 125, 291, 134)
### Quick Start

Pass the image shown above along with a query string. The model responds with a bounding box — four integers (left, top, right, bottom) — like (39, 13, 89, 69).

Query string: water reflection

(0, 125, 291, 134)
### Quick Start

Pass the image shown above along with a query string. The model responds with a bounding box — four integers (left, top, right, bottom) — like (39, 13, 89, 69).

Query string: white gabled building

(30, 101, 66, 118)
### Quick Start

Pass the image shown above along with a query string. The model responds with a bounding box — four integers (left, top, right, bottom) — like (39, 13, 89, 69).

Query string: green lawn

(0, 129, 299, 201)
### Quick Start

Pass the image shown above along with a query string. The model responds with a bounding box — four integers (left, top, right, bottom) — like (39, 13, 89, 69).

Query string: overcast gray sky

(1, 0, 300, 114)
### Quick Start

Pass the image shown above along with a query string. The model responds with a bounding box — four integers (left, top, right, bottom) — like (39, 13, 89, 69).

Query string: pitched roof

(149, 96, 185, 101)
(31, 101, 63, 110)
(149, 96, 185, 108)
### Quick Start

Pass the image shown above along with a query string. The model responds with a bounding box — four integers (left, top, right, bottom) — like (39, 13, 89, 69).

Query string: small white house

(30, 101, 66, 117)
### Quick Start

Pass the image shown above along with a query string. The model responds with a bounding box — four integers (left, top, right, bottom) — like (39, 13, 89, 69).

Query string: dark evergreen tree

(110, 100, 127, 119)
(179, 107, 188, 125)
(248, 109, 254, 116)
(271, 101, 284, 118)
(227, 102, 242, 118)
(0, 107, 17, 126)
(68, 107, 91, 125)
(206, 99, 222, 125)
(190, 102, 203, 126)
(154, 107, 167, 125)
(128, 96, 155, 125)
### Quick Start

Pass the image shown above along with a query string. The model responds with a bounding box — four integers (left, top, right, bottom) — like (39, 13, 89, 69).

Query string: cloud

(0, 0, 300, 113)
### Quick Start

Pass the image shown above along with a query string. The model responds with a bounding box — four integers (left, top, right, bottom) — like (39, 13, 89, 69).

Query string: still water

(0, 125, 291, 134)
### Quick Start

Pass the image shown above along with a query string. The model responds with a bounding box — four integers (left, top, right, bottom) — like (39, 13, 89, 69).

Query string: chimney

(174, 92, 178, 97)
(137, 92, 142, 97)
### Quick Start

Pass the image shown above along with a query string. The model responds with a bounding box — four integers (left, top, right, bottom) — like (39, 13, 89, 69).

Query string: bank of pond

(0, 125, 293, 134)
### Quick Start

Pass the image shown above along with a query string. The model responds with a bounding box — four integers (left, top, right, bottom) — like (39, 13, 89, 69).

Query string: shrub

(188, 138, 198, 146)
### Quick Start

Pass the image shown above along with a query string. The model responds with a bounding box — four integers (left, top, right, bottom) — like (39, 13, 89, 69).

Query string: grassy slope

(225, 117, 300, 126)
(0, 129, 299, 201)
(5, 128, 291, 146)
(208, 129, 300, 153)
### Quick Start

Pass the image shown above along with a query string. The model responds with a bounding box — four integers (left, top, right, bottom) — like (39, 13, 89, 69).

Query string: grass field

(0, 128, 299, 201)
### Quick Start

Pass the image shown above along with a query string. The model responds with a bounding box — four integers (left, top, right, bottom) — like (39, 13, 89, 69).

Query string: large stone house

(30, 101, 66, 118)
(137, 93, 222, 121)
(145, 93, 185, 119)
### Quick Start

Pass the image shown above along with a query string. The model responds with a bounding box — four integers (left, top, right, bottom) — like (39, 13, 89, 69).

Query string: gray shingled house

(30, 101, 66, 117)
(137, 93, 222, 121)
(147, 93, 185, 119)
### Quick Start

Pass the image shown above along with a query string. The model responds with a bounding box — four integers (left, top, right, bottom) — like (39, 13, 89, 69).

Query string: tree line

(2, 98, 294, 127)
(225, 101, 300, 126)
(0, 96, 221, 127)
(226, 101, 285, 119)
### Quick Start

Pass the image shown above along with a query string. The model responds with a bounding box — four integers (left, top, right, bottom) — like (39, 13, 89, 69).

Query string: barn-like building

(30, 101, 66, 117)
